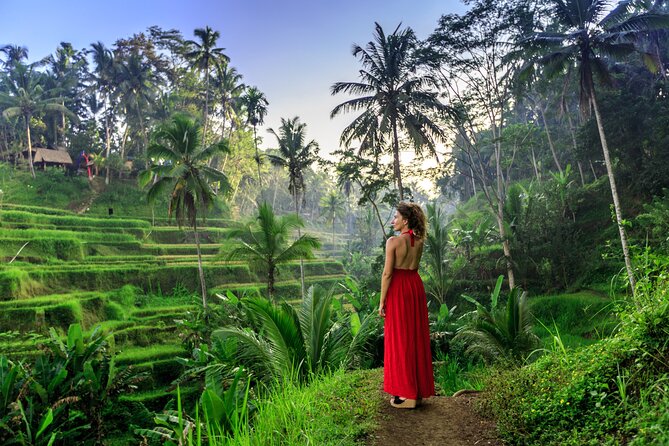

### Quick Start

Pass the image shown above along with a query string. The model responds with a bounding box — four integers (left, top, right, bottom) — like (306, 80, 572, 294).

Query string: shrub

(112, 285, 140, 307)
(480, 263, 669, 445)
(0, 268, 41, 300)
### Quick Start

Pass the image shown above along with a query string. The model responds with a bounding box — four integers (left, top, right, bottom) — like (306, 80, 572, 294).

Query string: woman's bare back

(393, 233, 423, 270)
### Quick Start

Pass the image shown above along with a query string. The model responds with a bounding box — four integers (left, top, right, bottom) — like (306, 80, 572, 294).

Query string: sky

(0, 0, 467, 158)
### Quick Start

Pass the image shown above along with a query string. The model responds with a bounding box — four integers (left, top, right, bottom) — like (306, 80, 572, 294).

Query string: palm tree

(267, 117, 319, 298)
(43, 42, 85, 147)
(319, 190, 345, 252)
(88, 42, 116, 184)
(455, 276, 539, 364)
(211, 64, 244, 171)
(519, 0, 669, 292)
(215, 64, 244, 141)
(140, 114, 230, 308)
(226, 202, 320, 301)
(0, 63, 75, 178)
(242, 86, 269, 187)
(185, 26, 229, 146)
(116, 54, 158, 164)
(212, 286, 379, 383)
(331, 22, 454, 201)
(0, 45, 28, 71)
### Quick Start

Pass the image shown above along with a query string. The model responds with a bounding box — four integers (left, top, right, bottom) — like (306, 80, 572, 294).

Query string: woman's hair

(397, 202, 427, 239)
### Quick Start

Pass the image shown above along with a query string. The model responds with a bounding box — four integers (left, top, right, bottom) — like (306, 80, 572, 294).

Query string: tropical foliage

(141, 114, 230, 306)
(212, 286, 380, 383)
(455, 276, 540, 364)
(226, 202, 320, 300)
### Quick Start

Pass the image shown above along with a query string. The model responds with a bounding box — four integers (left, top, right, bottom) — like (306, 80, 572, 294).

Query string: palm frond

(211, 327, 275, 382)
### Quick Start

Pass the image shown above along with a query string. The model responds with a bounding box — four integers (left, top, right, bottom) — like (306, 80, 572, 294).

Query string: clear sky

(0, 0, 467, 157)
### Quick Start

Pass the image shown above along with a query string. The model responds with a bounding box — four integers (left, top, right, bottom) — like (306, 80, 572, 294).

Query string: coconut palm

(215, 64, 245, 140)
(43, 42, 85, 147)
(331, 22, 455, 201)
(88, 41, 116, 184)
(116, 53, 159, 164)
(211, 64, 244, 171)
(212, 285, 380, 383)
(319, 190, 345, 252)
(140, 114, 230, 308)
(519, 0, 669, 291)
(185, 26, 229, 146)
(242, 86, 269, 187)
(226, 202, 320, 301)
(267, 117, 319, 298)
(0, 45, 28, 71)
(0, 63, 75, 178)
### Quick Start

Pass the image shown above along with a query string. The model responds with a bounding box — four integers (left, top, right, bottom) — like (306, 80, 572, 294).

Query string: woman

(378, 202, 434, 409)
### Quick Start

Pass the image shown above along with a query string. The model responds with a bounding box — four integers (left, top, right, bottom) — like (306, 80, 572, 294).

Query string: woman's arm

(379, 237, 395, 317)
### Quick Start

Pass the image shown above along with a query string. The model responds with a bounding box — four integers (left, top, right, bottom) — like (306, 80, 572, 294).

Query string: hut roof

(33, 148, 73, 165)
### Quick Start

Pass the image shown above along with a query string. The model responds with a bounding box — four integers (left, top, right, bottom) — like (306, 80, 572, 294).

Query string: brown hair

(397, 202, 427, 239)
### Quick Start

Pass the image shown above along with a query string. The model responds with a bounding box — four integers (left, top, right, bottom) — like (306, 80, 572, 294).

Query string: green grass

(215, 368, 381, 446)
(209, 274, 346, 299)
(529, 289, 618, 348)
(0, 209, 150, 229)
(0, 263, 255, 299)
(116, 343, 186, 365)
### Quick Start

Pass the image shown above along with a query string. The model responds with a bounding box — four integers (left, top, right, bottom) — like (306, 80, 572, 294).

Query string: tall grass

(137, 369, 381, 445)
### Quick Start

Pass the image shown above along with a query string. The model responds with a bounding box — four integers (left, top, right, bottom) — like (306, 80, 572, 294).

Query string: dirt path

(369, 386, 502, 446)
(73, 177, 104, 214)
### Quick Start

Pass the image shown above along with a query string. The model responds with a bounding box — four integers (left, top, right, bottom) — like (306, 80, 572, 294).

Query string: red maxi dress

(383, 233, 435, 400)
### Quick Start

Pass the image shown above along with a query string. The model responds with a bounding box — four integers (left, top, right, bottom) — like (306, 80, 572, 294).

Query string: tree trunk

(272, 175, 278, 209)
(25, 114, 35, 179)
(135, 98, 149, 169)
(493, 123, 515, 290)
(268, 263, 275, 302)
(590, 91, 636, 293)
(531, 147, 541, 182)
(104, 100, 112, 185)
(332, 216, 335, 254)
(565, 112, 585, 186)
(576, 162, 586, 186)
(294, 192, 306, 300)
(370, 195, 387, 240)
(60, 100, 66, 146)
(254, 124, 262, 192)
(193, 224, 208, 308)
(119, 126, 129, 178)
(589, 160, 598, 180)
(203, 66, 210, 148)
(539, 107, 563, 175)
(391, 118, 404, 201)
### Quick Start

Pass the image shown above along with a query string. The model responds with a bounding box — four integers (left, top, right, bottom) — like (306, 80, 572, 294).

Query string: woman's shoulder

(386, 235, 402, 246)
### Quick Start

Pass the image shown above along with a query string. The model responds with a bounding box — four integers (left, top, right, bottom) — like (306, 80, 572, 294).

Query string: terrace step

(116, 343, 186, 366)
(210, 273, 346, 299)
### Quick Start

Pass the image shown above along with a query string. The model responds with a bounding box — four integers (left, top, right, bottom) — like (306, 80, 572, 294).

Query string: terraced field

(0, 203, 349, 409)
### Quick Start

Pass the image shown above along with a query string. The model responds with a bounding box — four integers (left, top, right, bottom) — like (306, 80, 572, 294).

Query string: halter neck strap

(401, 229, 415, 247)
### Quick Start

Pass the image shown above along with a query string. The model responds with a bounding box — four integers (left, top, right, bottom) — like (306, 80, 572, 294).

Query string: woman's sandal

(390, 396, 417, 409)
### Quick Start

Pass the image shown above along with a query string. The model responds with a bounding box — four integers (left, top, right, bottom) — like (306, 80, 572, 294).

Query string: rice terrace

(1, 0, 669, 444)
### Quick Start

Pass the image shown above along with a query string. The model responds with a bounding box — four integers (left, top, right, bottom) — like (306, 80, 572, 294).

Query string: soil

(369, 386, 503, 446)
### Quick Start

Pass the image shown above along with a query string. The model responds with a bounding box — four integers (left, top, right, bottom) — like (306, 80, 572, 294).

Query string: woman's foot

(390, 396, 417, 409)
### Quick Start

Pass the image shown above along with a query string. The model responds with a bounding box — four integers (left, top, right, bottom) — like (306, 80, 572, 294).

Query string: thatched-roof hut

(27, 147, 73, 168)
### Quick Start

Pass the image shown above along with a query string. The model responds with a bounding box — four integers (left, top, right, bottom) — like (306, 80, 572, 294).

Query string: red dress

(383, 238, 435, 399)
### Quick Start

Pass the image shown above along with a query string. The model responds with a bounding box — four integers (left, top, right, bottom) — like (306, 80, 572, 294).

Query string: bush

(480, 267, 669, 445)
(112, 285, 140, 307)
(0, 268, 41, 300)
